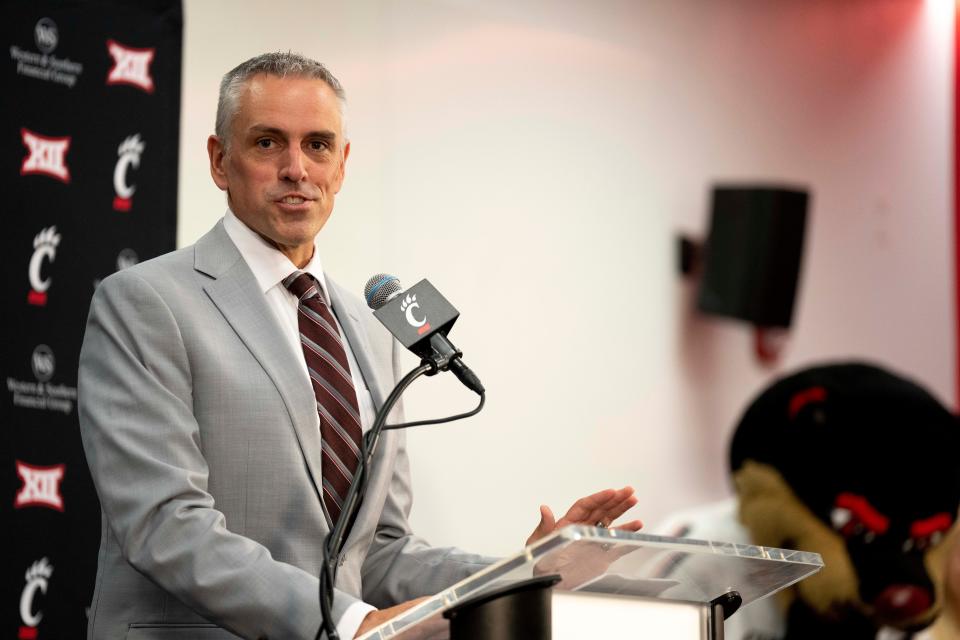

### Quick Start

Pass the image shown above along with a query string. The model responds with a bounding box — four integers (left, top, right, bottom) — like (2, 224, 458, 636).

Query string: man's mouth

(280, 195, 307, 204)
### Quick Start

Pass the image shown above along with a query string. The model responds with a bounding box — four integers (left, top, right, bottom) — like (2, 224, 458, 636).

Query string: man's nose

(278, 145, 307, 182)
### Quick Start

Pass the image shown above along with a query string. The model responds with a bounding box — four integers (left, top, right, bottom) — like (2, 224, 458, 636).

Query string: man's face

(208, 74, 349, 265)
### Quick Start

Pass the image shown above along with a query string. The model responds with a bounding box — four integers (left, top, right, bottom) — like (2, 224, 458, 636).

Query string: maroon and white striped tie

(284, 271, 362, 526)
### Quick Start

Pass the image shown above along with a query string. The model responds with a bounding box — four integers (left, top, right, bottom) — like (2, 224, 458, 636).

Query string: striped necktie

(284, 271, 362, 526)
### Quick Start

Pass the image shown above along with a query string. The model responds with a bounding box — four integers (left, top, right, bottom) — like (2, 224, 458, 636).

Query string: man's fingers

(556, 488, 618, 525)
(588, 486, 633, 515)
(540, 504, 556, 531)
(593, 487, 636, 524)
(526, 504, 557, 546)
(594, 492, 638, 525)
(559, 486, 638, 528)
(611, 518, 644, 532)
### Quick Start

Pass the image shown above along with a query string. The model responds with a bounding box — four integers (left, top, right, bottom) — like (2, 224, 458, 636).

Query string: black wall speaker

(697, 185, 810, 328)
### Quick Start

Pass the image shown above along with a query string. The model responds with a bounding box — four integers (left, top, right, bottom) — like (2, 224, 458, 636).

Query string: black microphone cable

(316, 367, 485, 639)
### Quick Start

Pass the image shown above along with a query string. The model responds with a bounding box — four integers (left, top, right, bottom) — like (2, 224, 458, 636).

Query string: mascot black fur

(730, 362, 960, 638)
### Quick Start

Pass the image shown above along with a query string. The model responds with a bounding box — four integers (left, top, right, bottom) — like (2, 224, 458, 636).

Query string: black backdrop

(2, 1, 181, 637)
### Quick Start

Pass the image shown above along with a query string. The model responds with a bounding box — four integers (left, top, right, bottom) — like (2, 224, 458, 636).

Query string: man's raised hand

(526, 486, 643, 546)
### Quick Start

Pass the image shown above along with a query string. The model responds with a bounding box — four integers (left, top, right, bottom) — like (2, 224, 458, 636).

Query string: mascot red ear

(729, 362, 960, 639)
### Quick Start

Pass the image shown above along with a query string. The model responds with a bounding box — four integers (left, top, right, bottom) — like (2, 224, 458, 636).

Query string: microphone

(364, 274, 484, 394)
(364, 273, 403, 309)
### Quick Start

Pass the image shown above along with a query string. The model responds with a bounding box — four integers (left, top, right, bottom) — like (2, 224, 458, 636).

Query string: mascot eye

(831, 506, 854, 531)
(904, 513, 953, 552)
(832, 493, 889, 542)
(831, 506, 872, 539)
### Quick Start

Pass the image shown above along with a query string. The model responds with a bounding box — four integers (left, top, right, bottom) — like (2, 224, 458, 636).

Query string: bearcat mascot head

(730, 362, 960, 638)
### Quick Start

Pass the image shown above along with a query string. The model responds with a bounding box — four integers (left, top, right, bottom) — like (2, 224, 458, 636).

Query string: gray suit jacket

(78, 221, 490, 640)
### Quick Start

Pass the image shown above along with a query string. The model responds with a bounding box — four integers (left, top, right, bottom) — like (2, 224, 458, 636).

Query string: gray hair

(215, 52, 346, 149)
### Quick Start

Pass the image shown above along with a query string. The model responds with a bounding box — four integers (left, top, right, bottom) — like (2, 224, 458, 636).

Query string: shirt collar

(222, 208, 331, 302)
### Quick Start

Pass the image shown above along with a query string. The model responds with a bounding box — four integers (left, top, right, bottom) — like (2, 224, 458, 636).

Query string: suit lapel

(194, 223, 327, 513)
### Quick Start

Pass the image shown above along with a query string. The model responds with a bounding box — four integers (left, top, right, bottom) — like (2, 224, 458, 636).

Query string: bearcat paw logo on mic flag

(400, 294, 431, 335)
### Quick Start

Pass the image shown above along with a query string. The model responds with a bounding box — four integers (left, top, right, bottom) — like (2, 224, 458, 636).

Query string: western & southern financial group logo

(9, 17, 84, 88)
(7, 345, 78, 415)
(116, 248, 139, 270)
(92, 248, 140, 290)
(31, 345, 54, 382)
(34, 18, 57, 53)
(27, 226, 60, 306)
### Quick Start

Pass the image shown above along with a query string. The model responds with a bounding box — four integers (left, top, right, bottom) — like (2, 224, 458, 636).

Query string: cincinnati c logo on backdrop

(400, 294, 431, 335)
(15, 461, 65, 511)
(114, 134, 145, 211)
(20, 128, 71, 183)
(27, 227, 60, 306)
(19, 557, 53, 640)
(106, 39, 155, 93)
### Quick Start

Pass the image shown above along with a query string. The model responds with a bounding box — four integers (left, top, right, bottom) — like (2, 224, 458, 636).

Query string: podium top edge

(535, 524, 825, 567)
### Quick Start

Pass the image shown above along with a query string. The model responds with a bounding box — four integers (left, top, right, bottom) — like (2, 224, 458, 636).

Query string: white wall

(178, 0, 955, 557)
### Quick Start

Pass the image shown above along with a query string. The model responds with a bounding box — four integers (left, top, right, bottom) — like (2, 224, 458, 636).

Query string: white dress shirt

(222, 209, 376, 638)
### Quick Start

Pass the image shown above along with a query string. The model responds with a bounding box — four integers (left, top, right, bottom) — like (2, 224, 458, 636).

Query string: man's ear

(207, 135, 229, 191)
(333, 140, 350, 194)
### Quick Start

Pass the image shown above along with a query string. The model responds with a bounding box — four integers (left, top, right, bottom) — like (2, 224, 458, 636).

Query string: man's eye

(309, 140, 329, 151)
(256, 139, 274, 149)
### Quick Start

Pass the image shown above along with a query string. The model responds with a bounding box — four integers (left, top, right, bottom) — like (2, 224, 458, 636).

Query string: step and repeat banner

(2, 1, 181, 637)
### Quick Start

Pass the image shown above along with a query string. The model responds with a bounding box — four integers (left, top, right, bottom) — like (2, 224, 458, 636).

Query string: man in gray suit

(78, 52, 641, 640)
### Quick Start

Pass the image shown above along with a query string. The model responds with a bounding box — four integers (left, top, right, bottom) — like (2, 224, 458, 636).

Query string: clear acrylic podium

(358, 525, 823, 640)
